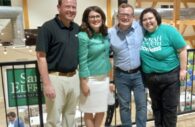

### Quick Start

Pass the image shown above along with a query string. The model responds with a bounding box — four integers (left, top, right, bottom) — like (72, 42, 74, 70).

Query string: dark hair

(139, 8, 161, 27)
(58, 0, 62, 5)
(80, 6, 108, 38)
(7, 112, 16, 118)
(118, 3, 134, 15)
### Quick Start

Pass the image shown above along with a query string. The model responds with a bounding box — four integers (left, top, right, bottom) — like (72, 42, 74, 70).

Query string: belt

(115, 67, 140, 74)
(49, 70, 76, 77)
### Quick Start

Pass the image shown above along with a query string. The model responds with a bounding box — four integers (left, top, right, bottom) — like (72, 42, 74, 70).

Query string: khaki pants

(45, 72, 80, 127)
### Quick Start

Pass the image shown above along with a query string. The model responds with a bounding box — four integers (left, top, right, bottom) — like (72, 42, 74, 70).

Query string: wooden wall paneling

(182, 0, 189, 8)
(177, 20, 195, 47)
(107, 0, 112, 27)
(22, 0, 29, 29)
(136, 0, 141, 8)
(173, 0, 180, 28)
(151, 0, 158, 8)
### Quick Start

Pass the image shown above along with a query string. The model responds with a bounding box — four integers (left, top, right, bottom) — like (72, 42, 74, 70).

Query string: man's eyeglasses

(118, 13, 133, 19)
(88, 15, 101, 20)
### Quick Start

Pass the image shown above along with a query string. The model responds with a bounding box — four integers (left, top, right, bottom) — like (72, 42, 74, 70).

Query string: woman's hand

(178, 46, 187, 82)
(180, 69, 187, 81)
(109, 83, 115, 92)
(80, 78, 90, 96)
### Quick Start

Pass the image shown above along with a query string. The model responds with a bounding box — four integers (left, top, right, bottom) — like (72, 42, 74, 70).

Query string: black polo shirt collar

(54, 14, 73, 30)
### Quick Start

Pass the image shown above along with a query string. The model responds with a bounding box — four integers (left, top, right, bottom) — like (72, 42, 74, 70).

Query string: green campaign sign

(6, 68, 45, 107)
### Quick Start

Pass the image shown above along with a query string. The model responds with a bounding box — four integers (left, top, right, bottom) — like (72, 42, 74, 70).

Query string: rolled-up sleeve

(78, 32, 90, 77)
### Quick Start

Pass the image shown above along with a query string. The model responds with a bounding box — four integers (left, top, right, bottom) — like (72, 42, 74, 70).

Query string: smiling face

(88, 11, 102, 32)
(142, 12, 158, 32)
(57, 0, 77, 23)
(118, 6, 134, 30)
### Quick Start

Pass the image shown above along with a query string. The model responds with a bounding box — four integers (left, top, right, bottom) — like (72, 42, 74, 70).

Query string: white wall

(11, 0, 119, 29)
(27, 0, 57, 28)
(10, 0, 140, 29)
(11, 0, 22, 6)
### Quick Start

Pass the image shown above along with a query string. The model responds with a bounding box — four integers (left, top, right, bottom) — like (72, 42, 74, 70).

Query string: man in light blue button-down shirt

(108, 3, 147, 127)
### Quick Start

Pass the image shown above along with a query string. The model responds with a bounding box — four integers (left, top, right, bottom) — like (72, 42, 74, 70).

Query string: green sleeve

(168, 25, 187, 49)
(78, 32, 90, 77)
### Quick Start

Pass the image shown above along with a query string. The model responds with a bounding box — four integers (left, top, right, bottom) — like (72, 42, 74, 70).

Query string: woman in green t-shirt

(139, 8, 187, 127)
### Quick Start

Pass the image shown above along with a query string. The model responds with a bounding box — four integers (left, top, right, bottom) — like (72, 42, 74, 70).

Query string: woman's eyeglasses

(88, 15, 101, 20)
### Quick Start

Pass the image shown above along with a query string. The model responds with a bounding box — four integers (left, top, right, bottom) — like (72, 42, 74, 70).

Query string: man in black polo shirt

(36, 0, 79, 127)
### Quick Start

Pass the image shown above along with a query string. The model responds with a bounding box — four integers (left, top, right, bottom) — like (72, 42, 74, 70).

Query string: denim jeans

(114, 69, 147, 127)
(144, 67, 180, 127)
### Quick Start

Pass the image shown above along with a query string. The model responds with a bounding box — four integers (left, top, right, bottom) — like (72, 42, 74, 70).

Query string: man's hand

(44, 83, 56, 100)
